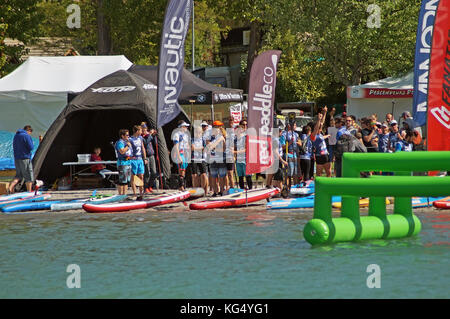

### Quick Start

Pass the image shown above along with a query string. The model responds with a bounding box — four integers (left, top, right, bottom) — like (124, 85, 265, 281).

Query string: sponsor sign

(246, 50, 281, 175)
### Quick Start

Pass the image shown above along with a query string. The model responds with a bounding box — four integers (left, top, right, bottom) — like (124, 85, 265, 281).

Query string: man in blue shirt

(115, 129, 133, 195)
(9, 125, 35, 193)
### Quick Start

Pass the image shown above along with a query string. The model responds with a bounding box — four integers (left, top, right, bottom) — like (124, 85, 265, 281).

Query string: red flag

(246, 50, 281, 175)
(427, 0, 450, 151)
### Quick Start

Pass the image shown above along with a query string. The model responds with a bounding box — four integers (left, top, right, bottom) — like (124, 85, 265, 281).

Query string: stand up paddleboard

(189, 188, 279, 210)
(0, 191, 42, 202)
(186, 188, 205, 199)
(2, 200, 62, 213)
(267, 195, 341, 210)
(83, 191, 191, 213)
(412, 196, 450, 208)
(332, 198, 390, 209)
(433, 198, 450, 209)
(51, 194, 126, 211)
(0, 194, 51, 210)
(290, 181, 315, 196)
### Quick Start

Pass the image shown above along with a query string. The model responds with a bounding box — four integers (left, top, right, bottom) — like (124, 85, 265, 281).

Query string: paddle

(132, 175, 144, 187)
(280, 164, 289, 198)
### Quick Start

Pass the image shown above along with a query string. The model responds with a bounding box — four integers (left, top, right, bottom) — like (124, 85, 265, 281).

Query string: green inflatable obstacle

(304, 151, 450, 245)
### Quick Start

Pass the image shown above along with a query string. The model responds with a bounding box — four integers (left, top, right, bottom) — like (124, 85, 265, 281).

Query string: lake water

(0, 208, 448, 299)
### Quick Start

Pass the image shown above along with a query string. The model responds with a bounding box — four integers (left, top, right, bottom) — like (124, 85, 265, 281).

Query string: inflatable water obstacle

(304, 151, 450, 245)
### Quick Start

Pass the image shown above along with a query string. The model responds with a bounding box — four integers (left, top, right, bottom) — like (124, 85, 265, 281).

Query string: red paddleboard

(190, 188, 279, 210)
(433, 199, 450, 209)
(83, 191, 191, 213)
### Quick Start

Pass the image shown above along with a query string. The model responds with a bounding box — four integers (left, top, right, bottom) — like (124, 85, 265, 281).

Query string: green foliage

(185, 1, 224, 68)
(0, 0, 43, 75)
(1, 0, 422, 106)
(37, 0, 97, 55)
(262, 0, 419, 86)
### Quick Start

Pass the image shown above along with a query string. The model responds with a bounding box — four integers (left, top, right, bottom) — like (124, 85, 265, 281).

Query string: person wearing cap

(191, 124, 208, 195)
(377, 123, 390, 153)
(388, 120, 401, 152)
(8, 125, 35, 193)
(173, 120, 191, 191)
(206, 120, 227, 196)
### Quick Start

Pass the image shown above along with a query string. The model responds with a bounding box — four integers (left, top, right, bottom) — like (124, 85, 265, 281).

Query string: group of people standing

(113, 123, 159, 200)
(6, 107, 425, 197)
(172, 118, 254, 197)
(170, 110, 336, 197)
(169, 106, 427, 196)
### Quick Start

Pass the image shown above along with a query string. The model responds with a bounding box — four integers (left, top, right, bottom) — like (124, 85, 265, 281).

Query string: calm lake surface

(0, 207, 448, 298)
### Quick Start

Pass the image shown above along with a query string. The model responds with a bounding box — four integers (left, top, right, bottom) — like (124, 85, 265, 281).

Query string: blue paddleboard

(2, 200, 63, 213)
(227, 188, 245, 194)
(0, 194, 51, 209)
(267, 195, 341, 209)
(290, 181, 315, 196)
(412, 196, 449, 208)
(50, 194, 127, 211)
(0, 191, 42, 202)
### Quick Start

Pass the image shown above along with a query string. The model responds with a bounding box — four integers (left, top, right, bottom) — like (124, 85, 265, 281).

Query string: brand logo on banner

(91, 86, 135, 93)
(430, 106, 450, 129)
(229, 103, 242, 126)
(246, 50, 281, 175)
(157, 0, 192, 127)
(426, 0, 450, 151)
(413, 0, 441, 126)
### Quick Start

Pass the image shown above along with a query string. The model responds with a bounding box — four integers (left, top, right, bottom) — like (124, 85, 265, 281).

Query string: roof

(128, 65, 243, 104)
(4, 37, 76, 58)
(0, 55, 133, 93)
(351, 72, 413, 90)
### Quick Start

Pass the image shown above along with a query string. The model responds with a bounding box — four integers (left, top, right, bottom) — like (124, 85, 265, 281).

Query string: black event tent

(33, 70, 189, 186)
(128, 65, 243, 105)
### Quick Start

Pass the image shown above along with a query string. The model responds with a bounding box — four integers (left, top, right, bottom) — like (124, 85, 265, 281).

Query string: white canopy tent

(0, 55, 133, 136)
(346, 72, 413, 121)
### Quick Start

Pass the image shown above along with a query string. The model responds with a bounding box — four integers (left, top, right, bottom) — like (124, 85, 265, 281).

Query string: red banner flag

(427, 0, 450, 151)
(246, 50, 281, 175)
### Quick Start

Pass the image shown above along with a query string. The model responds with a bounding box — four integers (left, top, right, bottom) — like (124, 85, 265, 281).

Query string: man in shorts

(9, 125, 35, 193)
(206, 120, 227, 196)
(115, 129, 133, 196)
(129, 125, 147, 200)
(173, 120, 191, 191)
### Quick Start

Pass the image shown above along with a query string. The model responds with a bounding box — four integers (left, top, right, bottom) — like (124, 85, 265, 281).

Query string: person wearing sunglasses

(115, 129, 133, 195)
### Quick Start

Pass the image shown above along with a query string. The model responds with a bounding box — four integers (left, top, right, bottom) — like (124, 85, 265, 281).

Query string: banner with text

(413, 0, 441, 126)
(157, 0, 192, 127)
(246, 50, 281, 175)
(427, 0, 450, 151)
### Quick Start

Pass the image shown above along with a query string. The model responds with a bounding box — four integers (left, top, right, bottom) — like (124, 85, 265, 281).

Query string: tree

(262, 0, 419, 86)
(0, 0, 43, 76)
